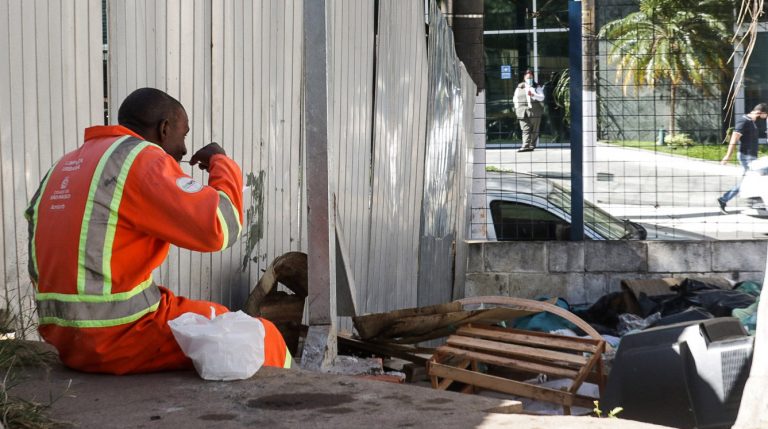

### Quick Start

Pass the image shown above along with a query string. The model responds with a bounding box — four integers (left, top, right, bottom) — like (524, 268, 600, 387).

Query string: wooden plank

(446, 335, 589, 366)
(353, 302, 462, 339)
(435, 345, 579, 379)
(428, 362, 595, 409)
(436, 359, 470, 391)
(337, 334, 430, 366)
(569, 340, 606, 395)
(457, 325, 598, 353)
(379, 310, 477, 339)
(463, 323, 602, 347)
(457, 296, 606, 345)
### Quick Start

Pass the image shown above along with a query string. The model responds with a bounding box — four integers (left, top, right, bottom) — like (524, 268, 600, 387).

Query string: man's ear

(156, 118, 171, 144)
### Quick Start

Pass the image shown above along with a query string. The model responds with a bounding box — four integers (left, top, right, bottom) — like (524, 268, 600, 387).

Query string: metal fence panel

(108, 0, 304, 309)
(327, 0, 375, 321)
(417, 1, 476, 307)
(0, 0, 103, 335)
(367, 0, 429, 313)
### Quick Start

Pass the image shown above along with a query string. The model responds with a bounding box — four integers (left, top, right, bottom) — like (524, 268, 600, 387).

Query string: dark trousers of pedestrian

(519, 113, 541, 150)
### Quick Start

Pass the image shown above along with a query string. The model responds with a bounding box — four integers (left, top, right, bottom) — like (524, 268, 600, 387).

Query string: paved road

(483, 143, 768, 240)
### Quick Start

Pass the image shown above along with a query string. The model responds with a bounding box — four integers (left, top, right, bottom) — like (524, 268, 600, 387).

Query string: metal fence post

(303, 0, 337, 370)
(569, 0, 584, 241)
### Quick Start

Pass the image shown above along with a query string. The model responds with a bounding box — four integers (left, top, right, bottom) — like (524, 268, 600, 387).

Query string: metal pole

(303, 0, 337, 370)
(569, 0, 584, 241)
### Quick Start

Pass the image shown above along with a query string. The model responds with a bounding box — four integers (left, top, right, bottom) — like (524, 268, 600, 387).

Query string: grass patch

(485, 165, 514, 173)
(0, 304, 65, 429)
(602, 140, 768, 163)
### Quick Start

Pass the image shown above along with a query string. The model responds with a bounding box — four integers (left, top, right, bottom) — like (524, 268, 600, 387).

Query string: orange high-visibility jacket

(26, 125, 289, 374)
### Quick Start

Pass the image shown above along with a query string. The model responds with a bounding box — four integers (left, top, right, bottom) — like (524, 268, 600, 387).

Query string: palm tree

(597, 0, 731, 136)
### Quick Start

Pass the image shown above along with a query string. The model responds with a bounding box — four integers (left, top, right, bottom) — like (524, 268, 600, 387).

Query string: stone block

(583, 274, 608, 304)
(585, 241, 647, 272)
(465, 273, 508, 297)
(548, 242, 584, 272)
(507, 273, 574, 300)
(560, 276, 587, 305)
(712, 240, 768, 272)
(647, 241, 711, 273)
(733, 271, 766, 283)
(484, 242, 546, 273)
(467, 243, 483, 273)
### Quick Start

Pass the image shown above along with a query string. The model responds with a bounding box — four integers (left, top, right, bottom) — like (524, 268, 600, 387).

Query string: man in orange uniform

(26, 88, 290, 374)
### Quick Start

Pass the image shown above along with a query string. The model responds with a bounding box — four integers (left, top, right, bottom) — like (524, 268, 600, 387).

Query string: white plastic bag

(168, 307, 266, 381)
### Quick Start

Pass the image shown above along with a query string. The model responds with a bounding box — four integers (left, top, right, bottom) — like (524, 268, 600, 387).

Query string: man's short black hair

(752, 103, 768, 114)
(117, 88, 184, 135)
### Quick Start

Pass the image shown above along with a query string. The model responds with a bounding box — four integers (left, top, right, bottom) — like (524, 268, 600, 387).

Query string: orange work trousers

(39, 287, 289, 375)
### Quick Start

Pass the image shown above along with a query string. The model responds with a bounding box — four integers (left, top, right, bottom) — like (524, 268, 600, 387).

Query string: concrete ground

(10, 345, 671, 429)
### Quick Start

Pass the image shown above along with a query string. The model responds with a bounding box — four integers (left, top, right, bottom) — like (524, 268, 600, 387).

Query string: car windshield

(546, 184, 640, 240)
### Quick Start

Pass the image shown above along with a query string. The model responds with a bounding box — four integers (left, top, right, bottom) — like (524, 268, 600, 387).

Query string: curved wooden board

(456, 296, 609, 348)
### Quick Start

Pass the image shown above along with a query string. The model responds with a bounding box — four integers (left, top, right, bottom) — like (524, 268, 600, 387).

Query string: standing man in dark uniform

(513, 70, 545, 152)
(717, 103, 768, 214)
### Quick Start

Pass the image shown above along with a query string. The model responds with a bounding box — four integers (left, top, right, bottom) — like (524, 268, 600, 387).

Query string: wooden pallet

(428, 323, 606, 415)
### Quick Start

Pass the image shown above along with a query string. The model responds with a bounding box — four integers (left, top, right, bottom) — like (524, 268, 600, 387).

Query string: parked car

(484, 171, 706, 240)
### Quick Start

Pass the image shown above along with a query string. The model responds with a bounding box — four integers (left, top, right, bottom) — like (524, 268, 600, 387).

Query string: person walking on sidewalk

(718, 103, 768, 214)
(513, 70, 545, 152)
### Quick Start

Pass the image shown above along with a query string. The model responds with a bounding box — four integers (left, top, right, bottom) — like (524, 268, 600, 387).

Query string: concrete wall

(465, 240, 767, 305)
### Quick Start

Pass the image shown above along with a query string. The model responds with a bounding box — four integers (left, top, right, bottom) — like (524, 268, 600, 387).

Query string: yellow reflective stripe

(216, 207, 229, 251)
(36, 280, 161, 326)
(102, 141, 151, 294)
(36, 277, 154, 302)
(38, 301, 160, 328)
(77, 136, 130, 294)
(283, 348, 293, 369)
(216, 191, 241, 250)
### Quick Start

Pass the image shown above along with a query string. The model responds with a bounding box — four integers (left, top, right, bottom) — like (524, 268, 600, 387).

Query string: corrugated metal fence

(0, 0, 103, 335)
(1, 0, 475, 334)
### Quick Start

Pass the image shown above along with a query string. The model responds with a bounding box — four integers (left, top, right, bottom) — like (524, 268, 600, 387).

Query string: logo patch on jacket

(176, 177, 203, 193)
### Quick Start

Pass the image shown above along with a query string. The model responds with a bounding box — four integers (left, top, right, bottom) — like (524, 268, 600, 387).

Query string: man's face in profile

(163, 107, 190, 162)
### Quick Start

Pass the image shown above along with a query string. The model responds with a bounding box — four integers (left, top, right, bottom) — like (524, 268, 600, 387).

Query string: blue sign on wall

(500, 65, 512, 80)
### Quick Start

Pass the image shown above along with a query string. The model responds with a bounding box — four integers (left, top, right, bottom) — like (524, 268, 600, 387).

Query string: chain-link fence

(474, 0, 768, 241)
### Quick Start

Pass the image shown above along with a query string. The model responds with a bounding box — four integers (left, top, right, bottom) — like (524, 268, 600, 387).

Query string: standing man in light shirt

(513, 69, 546, 152)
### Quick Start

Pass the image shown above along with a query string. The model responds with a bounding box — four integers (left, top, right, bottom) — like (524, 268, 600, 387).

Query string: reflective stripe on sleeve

(216, 191, 242, 250)
(283, 347, 293, 369)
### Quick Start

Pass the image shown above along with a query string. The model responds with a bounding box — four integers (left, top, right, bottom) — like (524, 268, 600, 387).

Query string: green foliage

(554, 69, 570, 125)
(664, 133, 696, 146)
(485, 165, 511, 173)
(593, 400, 624, 418)
(603, 140, 768, 162)
(597, 0, 732, 135)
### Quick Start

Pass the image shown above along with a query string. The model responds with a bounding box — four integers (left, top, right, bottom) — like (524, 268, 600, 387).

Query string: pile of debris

(244, 254, 759, 427)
